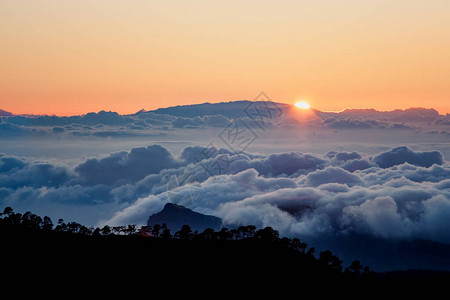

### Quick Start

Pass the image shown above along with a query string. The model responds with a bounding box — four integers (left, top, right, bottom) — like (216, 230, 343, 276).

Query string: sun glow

(295, 101, 311, 109)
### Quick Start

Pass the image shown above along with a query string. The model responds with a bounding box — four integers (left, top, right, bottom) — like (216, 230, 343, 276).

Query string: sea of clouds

(1, 143, 450, 246)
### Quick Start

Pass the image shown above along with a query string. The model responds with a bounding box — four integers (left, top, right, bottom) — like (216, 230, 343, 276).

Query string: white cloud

(342, 196, 412, 239)
(373, 146, 443, 168)
(301, 166, 363, 187)
(103, 195, 167, 226)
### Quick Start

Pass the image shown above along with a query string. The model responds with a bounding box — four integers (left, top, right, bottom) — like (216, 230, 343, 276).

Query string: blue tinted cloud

(75, 145, 183, 185)
(373, 146, 443, 168)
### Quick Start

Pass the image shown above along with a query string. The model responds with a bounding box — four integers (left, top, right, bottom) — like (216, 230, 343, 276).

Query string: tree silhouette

(348, 260, 363, 274)
(175, 224, 193, 240)
(345, 260, 364, 279)
(1, 206, 13, 216)
(138, 225, 152, 237)
(306, 247, 316, 258)
(113, 226, 126, 235)
(319, 250, 343, 272)
(254, 227, 279, 242)
(151, 224, 161, 238)
(125, 224, 137, 235)
(55, 219, 66, 232)
(92, 227, 101, 236)
(66, 222, 82, 234)
(100, 225, 112, 236)
(42, 216, 53, 231)
(237, 225, 256, 239)
(280, 237, 291, 248)
(230, 228, 240, 240)
(217, 228, 232, 240)
(199, 228, 216, 240)
(160, 223, 172, 239)
(290, 238, 307, 254)
(21, 211, 38, 230)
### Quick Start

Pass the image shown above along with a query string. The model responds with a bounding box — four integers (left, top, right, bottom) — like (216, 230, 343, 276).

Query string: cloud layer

(3, 104, 450, 141)
(3, 143, 449, 247)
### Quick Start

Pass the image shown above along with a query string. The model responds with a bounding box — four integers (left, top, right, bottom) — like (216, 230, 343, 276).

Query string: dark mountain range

(0, 109, 13, 116)
(148, 100, 291, 119)
(147, 101, 441, 122)
(147, 203, 222, 232)
(1, 101, 444, 129)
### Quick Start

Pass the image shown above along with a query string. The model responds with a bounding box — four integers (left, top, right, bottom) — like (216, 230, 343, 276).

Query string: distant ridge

(147, 203, 222, 232)
(2, 102, 445, 119)
(135, 108, 147, 114)
(149, 100, 290, 119)
(0, 109, 13, 116)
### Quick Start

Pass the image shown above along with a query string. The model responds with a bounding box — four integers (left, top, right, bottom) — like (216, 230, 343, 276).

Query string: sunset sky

(1, 0, 449, 116)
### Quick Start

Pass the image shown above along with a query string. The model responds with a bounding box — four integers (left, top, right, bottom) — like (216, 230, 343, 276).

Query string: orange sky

(1, 0, 449, 116)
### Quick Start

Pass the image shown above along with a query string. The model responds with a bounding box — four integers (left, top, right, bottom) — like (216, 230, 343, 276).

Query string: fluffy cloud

(318, 107, 440, 123)
(373, 146, 443, 168)
(0, 156, 72, 189)
(0, 155, 27, 172)
(105, 195, 167, 226)
(333, 151, 362, 161)
(342, 196, 412, 239)
(202, 114, 231, 127)
(171, 117, 203, 128)
(222, 152, 326, 178)
(324, 118, 386, 129)
(75, 145, 183, 185)
(0, 123, 30, 137)
(6, 111, 134, 127)
(213, 170, 450, 243)
(301, 167, 363, 187)
(256, 152, 326, 176)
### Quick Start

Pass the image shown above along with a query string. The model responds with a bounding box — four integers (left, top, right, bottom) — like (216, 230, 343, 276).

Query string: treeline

(3, 206, 450, 293)
(0, 206, 375, 280)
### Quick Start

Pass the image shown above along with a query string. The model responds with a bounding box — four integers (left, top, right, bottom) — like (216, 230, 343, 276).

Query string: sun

(295, 101, 311, 109)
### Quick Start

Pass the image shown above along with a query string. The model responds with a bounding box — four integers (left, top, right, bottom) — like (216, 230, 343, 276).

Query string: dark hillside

(2, 207, 449, 293)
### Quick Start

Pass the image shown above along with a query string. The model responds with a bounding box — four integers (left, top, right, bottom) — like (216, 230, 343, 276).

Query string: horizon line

(1, 101, 447, 118)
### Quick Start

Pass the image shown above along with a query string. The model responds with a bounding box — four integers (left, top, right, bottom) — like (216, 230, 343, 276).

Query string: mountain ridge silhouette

(147, 203, 222, 232)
